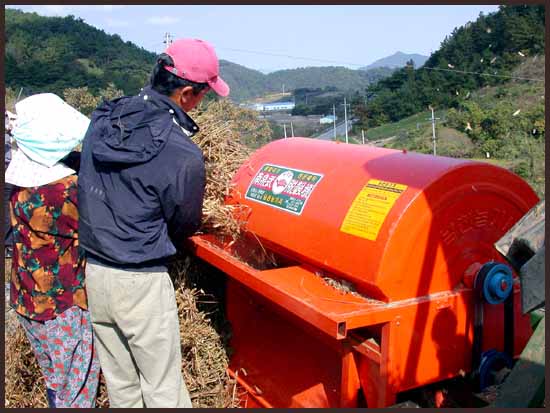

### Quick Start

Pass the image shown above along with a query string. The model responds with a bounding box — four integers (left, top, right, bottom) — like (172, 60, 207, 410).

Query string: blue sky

(6, 5, 500, 72)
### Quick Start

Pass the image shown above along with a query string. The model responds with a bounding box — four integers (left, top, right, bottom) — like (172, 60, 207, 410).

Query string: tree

(63, 87, 100, 116)
(4, 87, 20, 112)
(99, 83, 124, 101)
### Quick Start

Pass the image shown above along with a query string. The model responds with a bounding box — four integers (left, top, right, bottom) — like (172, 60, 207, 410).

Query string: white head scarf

(5, 148, 77, 187)
(11, 93, 90, 167)
(5, 93, 89, 187)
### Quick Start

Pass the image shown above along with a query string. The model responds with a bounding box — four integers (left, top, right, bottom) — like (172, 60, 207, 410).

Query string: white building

(255, 101, 295, 112)
(320, 115, 337, 124)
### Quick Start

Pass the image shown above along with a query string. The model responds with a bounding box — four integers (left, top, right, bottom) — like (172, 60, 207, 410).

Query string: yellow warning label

(340, 179, 408, 241)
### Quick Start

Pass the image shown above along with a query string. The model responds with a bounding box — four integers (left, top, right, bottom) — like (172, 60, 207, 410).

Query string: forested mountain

(5, 8, 394, 102)
(361, 51, 428, 70)
(268, 66, 391, 92)
(355, 5, 545, 127)
(215, 64, 394, 102)
(218, 60, 269, 102)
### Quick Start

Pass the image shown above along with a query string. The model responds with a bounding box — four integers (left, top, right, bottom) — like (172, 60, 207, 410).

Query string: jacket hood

(91, 86, 199, 165)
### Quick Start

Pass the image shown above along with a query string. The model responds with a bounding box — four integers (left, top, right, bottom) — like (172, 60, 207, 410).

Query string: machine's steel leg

(358, 322, 397, 407)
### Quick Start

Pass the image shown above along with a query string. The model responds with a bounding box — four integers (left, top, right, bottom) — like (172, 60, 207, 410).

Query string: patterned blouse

(9, 175, 87, 321)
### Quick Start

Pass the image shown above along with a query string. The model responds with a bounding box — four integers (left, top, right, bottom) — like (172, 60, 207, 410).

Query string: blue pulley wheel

(472, 262, 516, 391)
(478, 349, 513, 391)
(482, 263, 513, 304)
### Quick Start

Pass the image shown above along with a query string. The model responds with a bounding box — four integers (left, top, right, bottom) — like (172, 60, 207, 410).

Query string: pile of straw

(171, 99, 270, 406)
(3, 263, 231, 408)
(4, 325, 48, 408)
(190, 100, 256, 237)
(4, 276, 110, 408)
(170, 255, 238, 408)
(4, 99, 267, 408)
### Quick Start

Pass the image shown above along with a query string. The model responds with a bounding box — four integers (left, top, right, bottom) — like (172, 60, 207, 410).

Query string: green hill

(361, 51, 428, 70)
(218, 60, 269, 102)
(265, 66, 387, 93)
(217, 63, 393, 102)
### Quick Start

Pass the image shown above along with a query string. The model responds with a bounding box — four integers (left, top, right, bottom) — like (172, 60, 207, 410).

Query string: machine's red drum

(228, 138, 538, 301)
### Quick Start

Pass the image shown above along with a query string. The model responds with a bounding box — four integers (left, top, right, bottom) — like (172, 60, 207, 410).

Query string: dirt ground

(4, 257, 10, 280)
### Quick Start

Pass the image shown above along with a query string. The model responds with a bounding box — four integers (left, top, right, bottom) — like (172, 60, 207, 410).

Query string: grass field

(362, 110, 447, 141)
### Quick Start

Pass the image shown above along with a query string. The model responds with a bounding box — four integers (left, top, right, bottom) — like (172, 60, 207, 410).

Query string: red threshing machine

(189, 138, 539, 408)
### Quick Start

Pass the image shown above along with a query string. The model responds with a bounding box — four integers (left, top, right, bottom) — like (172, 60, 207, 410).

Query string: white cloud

(147, 16, 181, 25)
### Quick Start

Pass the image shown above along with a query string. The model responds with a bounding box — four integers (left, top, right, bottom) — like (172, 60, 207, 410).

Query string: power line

(219, 46, 543, 83)
(216, 46, 365, 67)
(417, 65, 543, 82)
(164, 36, 544, 83)
(167, 35, 367, 66)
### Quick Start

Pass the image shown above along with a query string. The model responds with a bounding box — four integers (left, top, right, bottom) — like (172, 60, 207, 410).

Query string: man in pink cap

(78, 38, 229, 408)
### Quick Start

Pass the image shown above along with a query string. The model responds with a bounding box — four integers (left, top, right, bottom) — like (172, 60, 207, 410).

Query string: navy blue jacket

(78, 86, 205, 266)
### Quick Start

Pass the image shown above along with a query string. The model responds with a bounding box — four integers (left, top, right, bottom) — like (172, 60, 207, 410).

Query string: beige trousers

(85, 262, 192, 408)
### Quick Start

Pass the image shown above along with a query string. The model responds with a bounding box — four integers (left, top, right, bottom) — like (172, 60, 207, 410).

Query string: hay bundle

(170, 255, 237, 408)
(190, 99, 272, 237)
(163, 99, 271, 407)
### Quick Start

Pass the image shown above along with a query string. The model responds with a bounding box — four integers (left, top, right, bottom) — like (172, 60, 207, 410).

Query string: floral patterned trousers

(17, 306, 100, 408)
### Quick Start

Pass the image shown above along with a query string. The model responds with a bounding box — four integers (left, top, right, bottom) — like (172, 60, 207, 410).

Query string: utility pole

(333, 104, 337, 141)
(282, 83, 285, 94)
(364, 98, 368, 144)
(428, 106, 440, 156)
(290, 121, 294, 137)
(283, 123, 287, 139)
(163, 32, 173, 47)
(342, 97, 350, 144)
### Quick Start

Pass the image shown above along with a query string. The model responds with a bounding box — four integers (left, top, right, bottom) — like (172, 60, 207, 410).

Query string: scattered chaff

(316, 271, 386, 306)
(322, 276, 358, 295)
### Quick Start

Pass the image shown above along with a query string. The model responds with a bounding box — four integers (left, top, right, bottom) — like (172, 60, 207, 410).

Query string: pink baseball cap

(164, 38, 230, 97)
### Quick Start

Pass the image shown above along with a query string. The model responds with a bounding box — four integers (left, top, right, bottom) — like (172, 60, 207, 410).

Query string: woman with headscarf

(5, 93, 100, 408)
